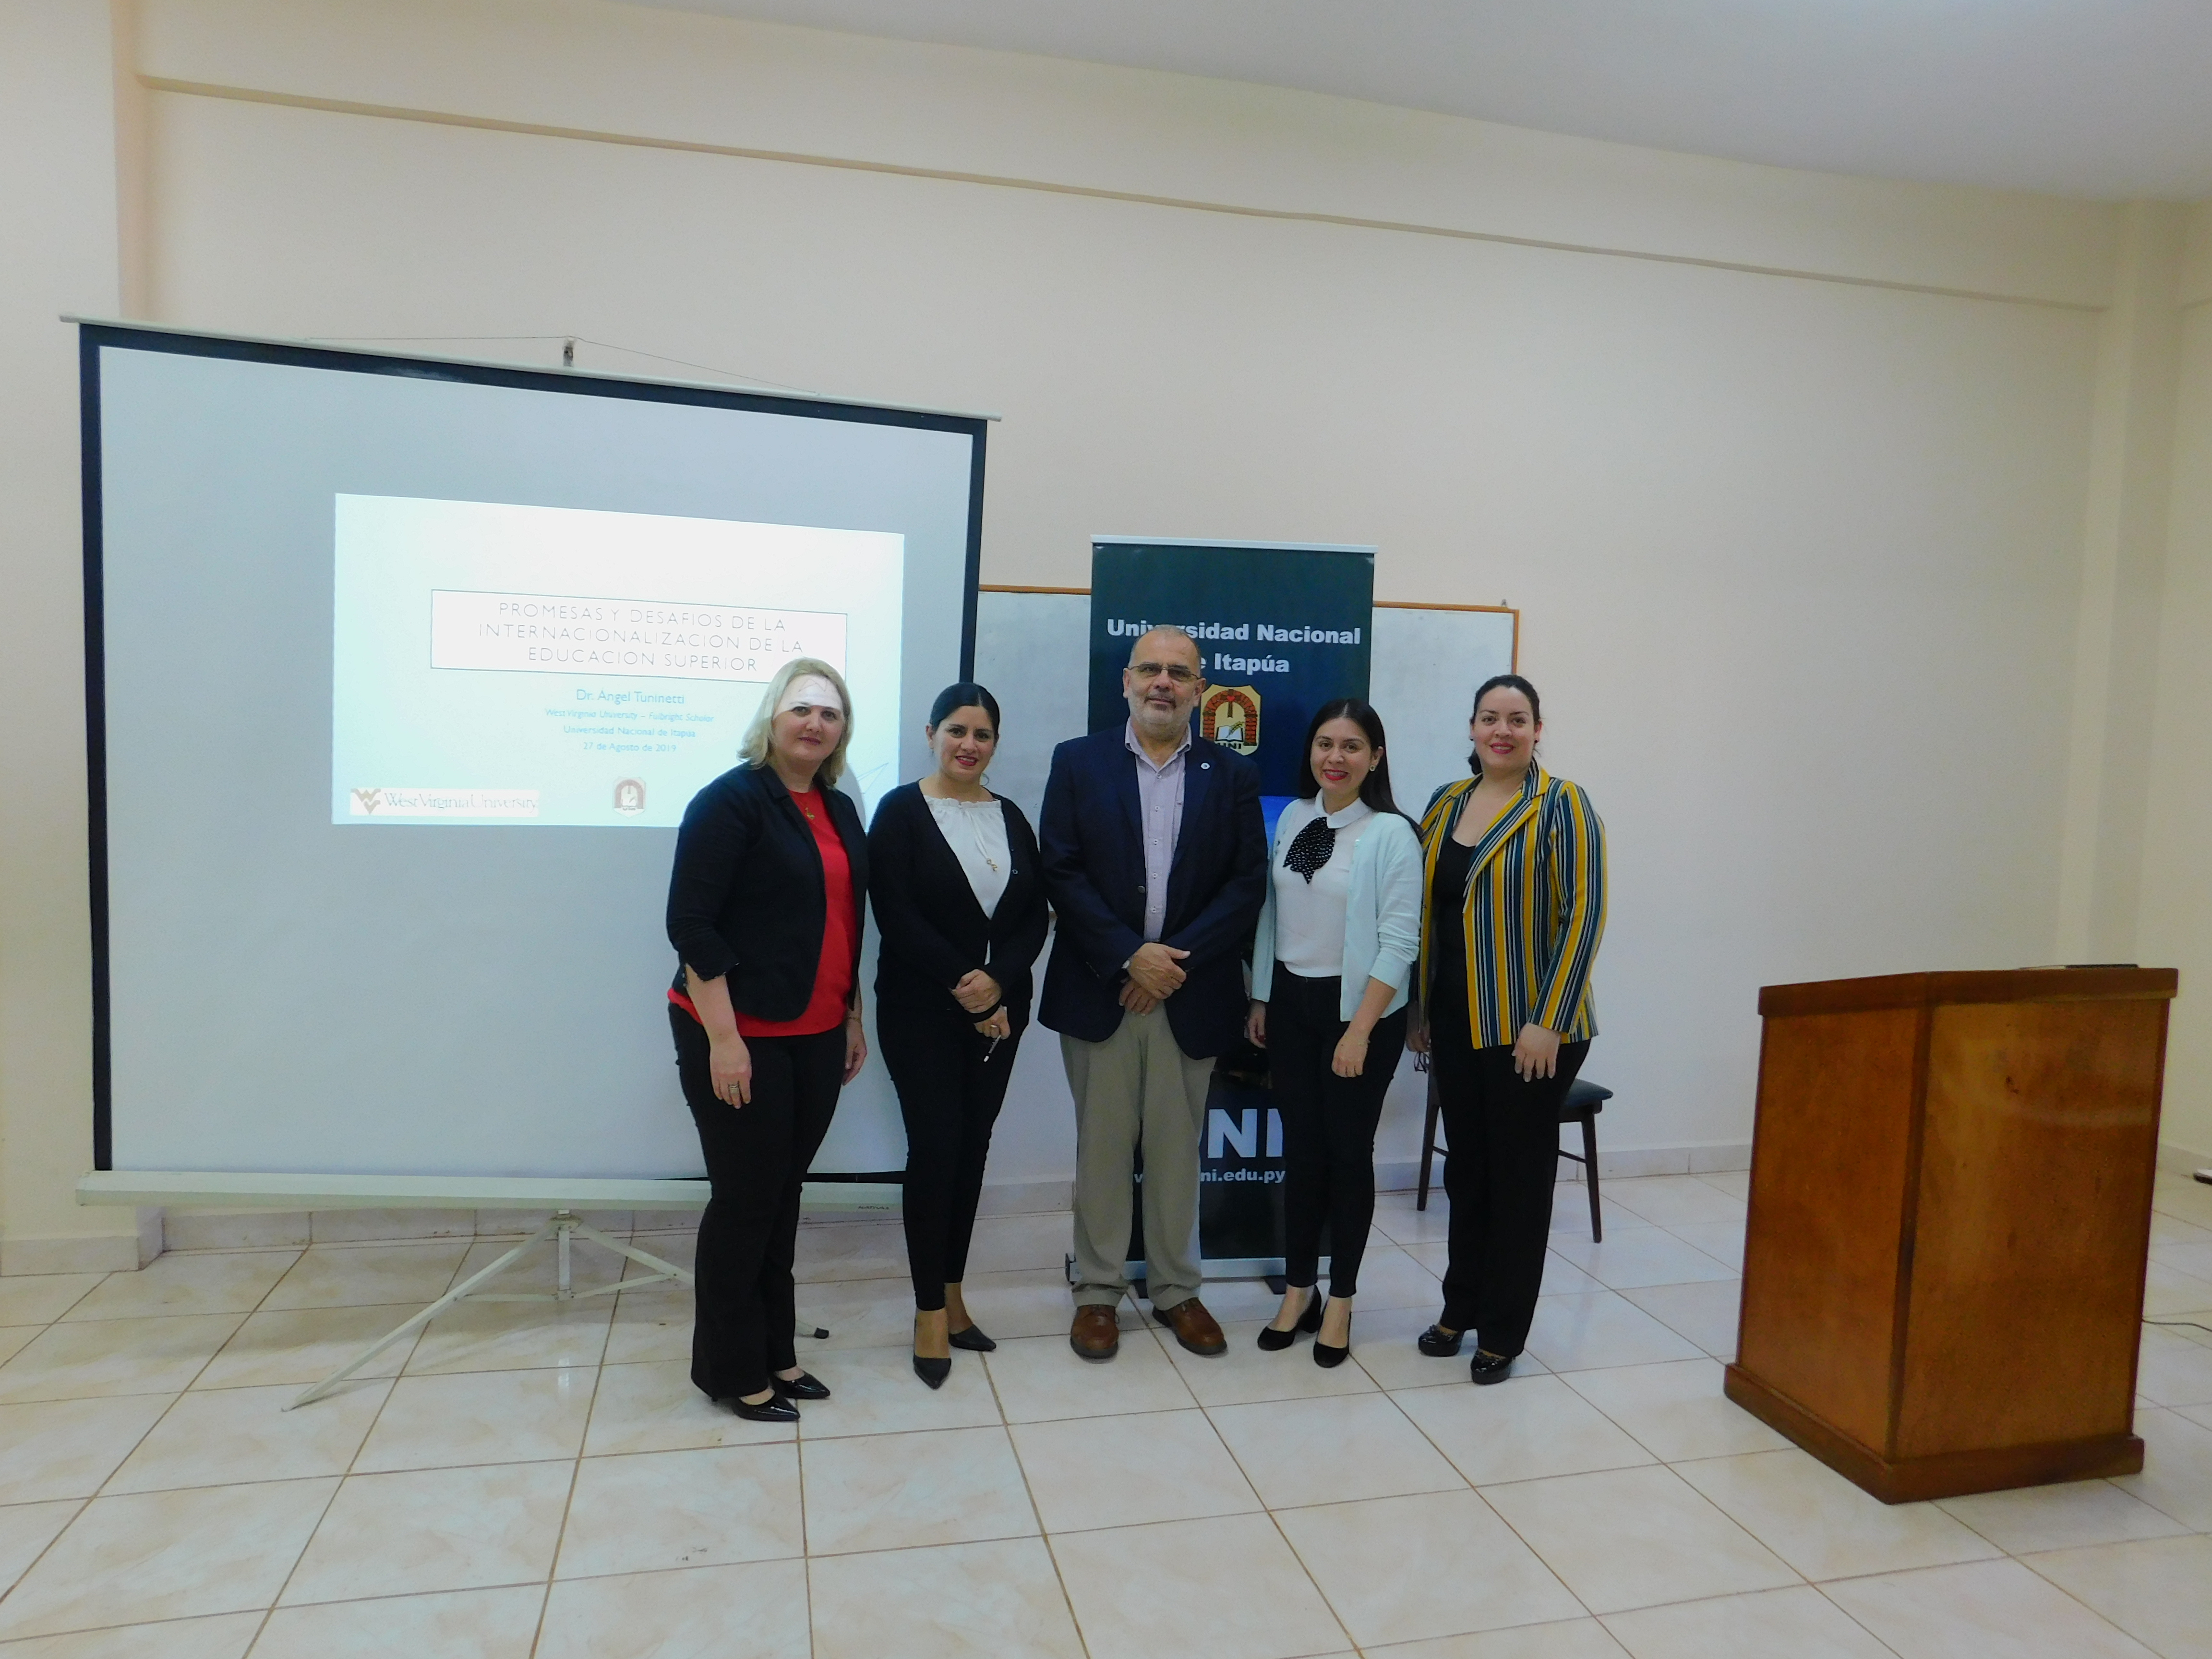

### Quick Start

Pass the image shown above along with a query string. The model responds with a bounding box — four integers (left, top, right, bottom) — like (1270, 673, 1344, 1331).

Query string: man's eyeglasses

(1130, 662, 1200, 685)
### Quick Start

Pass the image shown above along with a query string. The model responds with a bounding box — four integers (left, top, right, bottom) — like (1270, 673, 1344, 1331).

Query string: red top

(669, 786, 858, 1038)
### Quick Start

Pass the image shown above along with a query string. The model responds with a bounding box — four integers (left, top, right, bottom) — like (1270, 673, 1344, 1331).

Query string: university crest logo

(1200, 685, 1261, 755)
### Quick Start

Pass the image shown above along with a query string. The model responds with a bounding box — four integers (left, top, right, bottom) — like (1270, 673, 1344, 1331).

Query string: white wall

(2138, 204, 2212, 1166)
(1, 0, 2197, 1259)
(137, 75, 2103, 1180)
(0, 0, 155, 1273)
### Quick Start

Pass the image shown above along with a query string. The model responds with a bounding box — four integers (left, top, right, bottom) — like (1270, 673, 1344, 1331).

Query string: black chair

(1414, 1059, 1614, 1241)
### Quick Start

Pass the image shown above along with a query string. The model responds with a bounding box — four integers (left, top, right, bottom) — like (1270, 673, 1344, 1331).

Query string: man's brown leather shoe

(1070, 1304, 1120, 1360)
(1153, 1297, 1227, 1356)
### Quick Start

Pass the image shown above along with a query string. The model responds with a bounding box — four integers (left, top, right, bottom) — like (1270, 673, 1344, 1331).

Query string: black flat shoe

(770, 1370, 831, 1401)
(1469, 1349, 1515, 1385)
(1257, 1288, 1323, 1351)
(948, 1324, 996, 1353)
(1312, 1302, 1350, 1368)
(726, 1394, 800, 1423)
(913, 1352, 951, 1390)
(1417, 1324, 1465, 1358)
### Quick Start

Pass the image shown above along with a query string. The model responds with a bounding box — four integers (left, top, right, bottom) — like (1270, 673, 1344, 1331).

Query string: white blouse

(1271, 796, 1373, 977)
(927, 794, 1011, 919)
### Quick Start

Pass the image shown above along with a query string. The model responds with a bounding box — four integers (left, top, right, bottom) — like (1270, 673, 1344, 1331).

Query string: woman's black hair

(927, 682, 1001, 732)
(1467, 673, 1542, 776)
(1295, 698, 1403, 817)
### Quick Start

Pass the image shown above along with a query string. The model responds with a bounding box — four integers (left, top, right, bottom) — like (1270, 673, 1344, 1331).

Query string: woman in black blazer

(868, 683, 1049, 1387)
(665, 657, 869, 1423)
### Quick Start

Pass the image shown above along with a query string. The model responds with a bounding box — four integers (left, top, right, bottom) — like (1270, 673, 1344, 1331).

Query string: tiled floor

(0, 1172, 2208, 1657)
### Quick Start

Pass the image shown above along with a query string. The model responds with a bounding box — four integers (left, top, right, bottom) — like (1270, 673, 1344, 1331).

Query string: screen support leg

(286, 1210, 695, 1410)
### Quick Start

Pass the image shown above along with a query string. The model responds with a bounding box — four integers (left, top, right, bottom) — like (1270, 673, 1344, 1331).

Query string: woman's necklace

(958, 799, 1001, 873)
(936, 792, 1001, 872)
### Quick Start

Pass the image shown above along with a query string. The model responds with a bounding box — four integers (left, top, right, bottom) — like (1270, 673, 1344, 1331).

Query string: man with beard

(1039, 626, 1267, 1360)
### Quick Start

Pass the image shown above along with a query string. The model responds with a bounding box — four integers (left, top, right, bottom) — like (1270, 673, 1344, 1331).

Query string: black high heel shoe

(1469, 1348, 1515, 1385)
(1256, 1287, 1324, 1351)
(913, 1352, 951, 1389)
(1417, 1324, 1465, 1358)
(726, 1393, 799, 1423)
(948, 1323, 996, 1353)
(1312, 1302, 1350, 1368)
(770, 1370, 831, 1402)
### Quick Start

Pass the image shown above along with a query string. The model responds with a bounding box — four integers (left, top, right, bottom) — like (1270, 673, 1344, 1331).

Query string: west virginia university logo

(1200, 685, 1261, 755)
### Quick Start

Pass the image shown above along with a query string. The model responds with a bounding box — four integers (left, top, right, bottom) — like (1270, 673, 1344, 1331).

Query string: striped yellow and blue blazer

(1416, 767, 1607, 1047)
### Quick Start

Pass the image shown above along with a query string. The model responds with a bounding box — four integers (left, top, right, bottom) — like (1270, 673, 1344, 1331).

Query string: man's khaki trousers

(1061, 1004, 1215, 1310)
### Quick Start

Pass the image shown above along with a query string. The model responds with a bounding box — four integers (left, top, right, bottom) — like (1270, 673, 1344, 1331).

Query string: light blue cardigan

(1250, 801, 1424, 1019)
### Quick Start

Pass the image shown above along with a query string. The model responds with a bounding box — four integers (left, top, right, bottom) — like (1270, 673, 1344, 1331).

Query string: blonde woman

(665, 658, 869, 1422)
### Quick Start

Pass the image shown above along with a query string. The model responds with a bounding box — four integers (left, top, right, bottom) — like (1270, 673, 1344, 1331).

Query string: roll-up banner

(1090, 539, 1375, 1274)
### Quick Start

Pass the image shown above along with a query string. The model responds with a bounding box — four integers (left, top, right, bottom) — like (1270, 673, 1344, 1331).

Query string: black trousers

(671, 1007, 845, 1400)
(1268, 969, 1409, 1298)
(1432, 1020, 1591, 1357)
(879, 1000, 1022, 1311)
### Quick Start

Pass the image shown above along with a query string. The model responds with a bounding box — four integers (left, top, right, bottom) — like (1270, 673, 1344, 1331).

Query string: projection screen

(82, 324, 986, 1184)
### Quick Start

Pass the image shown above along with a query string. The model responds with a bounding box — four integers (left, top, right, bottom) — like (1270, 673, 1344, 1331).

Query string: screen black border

(80, 322, 988, 1173)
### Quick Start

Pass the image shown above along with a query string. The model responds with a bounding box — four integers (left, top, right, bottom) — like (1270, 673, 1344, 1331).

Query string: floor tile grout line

(11, 1268, 107, 1328)
(1262, 1455, 1511, 1656)
(1368, 1364, 1607, 1626)
(230, 1463, 351, 1656)
(0, 1496, 91, 1627)
(1802, 1581, 1916, 1659)
(93, 1387, 389, 1503)
(1927, 1475, 2141, 1563)
(793, 1351, 819, 1659)
(239, 1304, 421, 1658)
(1572, 1582, 1911, 1659)
(1647, 1218, 1749, 1274)
(249, 1247, 596, 1650)
(2093, 1409, 2209, 1534)
(985, 1289, 1118, 1659)
(1515, 1457, 1815, 1609)
(523, 1354, 604, 1659)
(3, 1198, 2196, 1647)
(0, 1591, 272, 1649)
(1175, 1331, 1364, 1657)
(1830, 1553, 2166, 1657)
(1257, 1500, 1362, 1657)
(79, 1246, 316, 1504)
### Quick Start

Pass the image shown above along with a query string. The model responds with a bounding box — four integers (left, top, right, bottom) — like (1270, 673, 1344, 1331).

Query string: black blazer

(867, 782, 1049, 1034)
(1037, 726, 1267, 1057)
(665, 762, 869, 1024)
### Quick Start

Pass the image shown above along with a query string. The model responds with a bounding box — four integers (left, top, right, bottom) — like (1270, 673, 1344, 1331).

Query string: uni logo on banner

(1201, 684, 1261, 755)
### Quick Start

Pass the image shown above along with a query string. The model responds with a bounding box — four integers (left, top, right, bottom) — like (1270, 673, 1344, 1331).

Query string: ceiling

(621, 0, 2212, 201)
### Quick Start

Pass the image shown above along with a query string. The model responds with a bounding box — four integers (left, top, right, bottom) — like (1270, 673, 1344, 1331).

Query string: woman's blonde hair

(741, 657, 855, 787)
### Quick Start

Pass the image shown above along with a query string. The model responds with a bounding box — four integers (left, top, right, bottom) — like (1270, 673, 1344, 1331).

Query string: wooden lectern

(1724, 967, 2175, 1502)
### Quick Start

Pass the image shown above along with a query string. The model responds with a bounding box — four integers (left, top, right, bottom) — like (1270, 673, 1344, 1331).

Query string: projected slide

(331, 496, 903, 827)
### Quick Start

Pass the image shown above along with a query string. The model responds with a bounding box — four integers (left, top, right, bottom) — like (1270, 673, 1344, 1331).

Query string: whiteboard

(1368, 604, 1522, 810)
(974, 590, 1516, 816)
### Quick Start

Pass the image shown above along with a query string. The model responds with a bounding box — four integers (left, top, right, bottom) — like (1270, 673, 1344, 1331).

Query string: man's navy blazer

(1037, 725, 1267, 1058)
